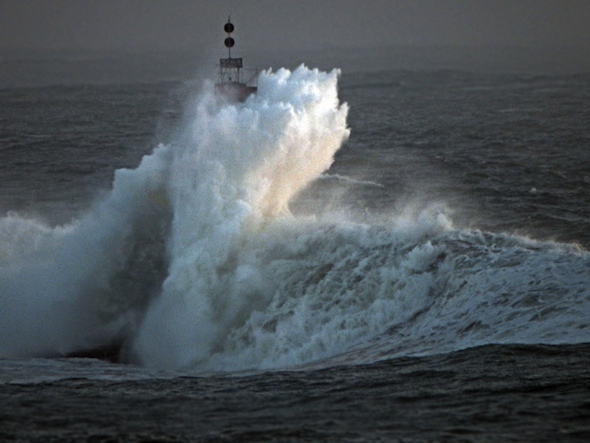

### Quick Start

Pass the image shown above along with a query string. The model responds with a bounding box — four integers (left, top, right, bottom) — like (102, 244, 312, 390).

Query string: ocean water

(1, 51, 590, 441)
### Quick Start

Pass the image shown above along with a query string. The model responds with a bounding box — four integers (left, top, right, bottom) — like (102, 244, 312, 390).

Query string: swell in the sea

(1, 66, 589, 371)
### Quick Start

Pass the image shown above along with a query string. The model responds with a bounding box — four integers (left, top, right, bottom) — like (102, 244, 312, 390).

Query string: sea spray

(133, 66, 350, 368)
(0, 141, 172, 357)
(0, 65, 349, 363)
(2, 66, 590, 372)
(0, 66, 349, 362)
(131, 62, 590, 370)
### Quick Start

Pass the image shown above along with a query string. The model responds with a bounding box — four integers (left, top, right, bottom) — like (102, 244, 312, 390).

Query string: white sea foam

(1, 66, 589, 372)
(133, 66, 350, 368)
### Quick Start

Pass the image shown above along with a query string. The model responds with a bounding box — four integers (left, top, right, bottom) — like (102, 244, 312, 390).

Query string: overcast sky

(1, 0, 590, 53)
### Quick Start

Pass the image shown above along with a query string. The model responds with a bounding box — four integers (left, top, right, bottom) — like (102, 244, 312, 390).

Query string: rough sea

(1, 48, 590, 441)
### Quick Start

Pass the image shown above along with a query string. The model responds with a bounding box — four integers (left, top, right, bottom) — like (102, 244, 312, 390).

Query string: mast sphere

(224, 37, 235, 48)
(224, 22, 234, 34)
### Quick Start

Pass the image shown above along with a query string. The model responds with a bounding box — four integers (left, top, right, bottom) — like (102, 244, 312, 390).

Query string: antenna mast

(219, 17, 242, 83)
(215, 16, 257, 101)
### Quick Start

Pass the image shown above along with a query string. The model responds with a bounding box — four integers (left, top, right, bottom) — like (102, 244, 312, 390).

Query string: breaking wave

(1, 66, 589, 371)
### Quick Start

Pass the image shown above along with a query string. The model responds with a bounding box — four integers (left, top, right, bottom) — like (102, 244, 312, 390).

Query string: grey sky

(1, 0, 589, 53)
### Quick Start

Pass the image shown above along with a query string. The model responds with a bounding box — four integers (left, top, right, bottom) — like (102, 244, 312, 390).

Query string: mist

(2, 0, 590, 53)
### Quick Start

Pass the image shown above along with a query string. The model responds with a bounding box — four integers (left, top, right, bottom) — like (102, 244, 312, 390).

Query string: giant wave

(1, 66, 589, 371)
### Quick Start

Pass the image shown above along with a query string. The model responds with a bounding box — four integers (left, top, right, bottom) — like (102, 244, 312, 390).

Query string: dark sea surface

(1, 49, 590, 441)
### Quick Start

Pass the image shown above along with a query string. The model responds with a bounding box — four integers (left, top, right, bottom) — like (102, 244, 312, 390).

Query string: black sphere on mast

(224, 18, 235, 57)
